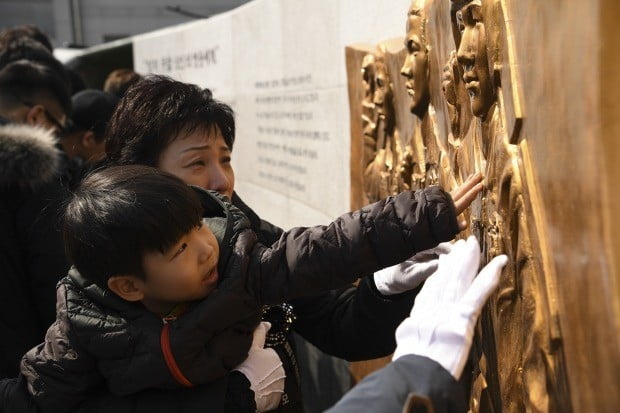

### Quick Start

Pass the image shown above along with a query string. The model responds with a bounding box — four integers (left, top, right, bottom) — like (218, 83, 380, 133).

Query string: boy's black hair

(105, 75, 235, 167)
(63, 165, 204, 288)
(0, 59, 71, 116)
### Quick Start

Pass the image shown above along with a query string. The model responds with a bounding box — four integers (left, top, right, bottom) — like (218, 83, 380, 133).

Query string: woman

(102, 76, 481, 412)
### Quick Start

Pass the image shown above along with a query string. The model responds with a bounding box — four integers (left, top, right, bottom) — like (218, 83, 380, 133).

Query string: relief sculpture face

(361, 53, 378, 142)
(442, 50, 460, 139)
(455, 0, 495, 119)
(400, 1, 430, 119)
(361, 45, 396, 203)
(373, 45, 395, 134)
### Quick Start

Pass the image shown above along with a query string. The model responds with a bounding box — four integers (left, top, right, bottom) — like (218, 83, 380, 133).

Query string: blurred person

(0, 24, 53, 53)
(103, 68, 142, 99)
(0, 59, 70, 135)
(0, 59, 71, 378)
(61, 89, 118, 166)
(0, 23, 86, 96)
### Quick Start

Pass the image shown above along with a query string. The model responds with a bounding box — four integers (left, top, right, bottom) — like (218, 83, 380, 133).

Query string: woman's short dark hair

(104, 75, 235, 167)
(63, 165, 203, 287)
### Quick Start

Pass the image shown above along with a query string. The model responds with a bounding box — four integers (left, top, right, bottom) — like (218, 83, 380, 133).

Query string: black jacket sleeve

(325, 355, 467, 413)
(249, 186, 459, 305)
(291, 277, 419, 360)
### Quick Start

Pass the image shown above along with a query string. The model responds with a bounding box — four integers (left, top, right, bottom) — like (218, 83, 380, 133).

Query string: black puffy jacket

(0, 123, 69, 379)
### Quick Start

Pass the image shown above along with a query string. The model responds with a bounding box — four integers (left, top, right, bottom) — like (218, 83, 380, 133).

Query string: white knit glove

(392, 236, 508, 379)
(233, 322, 286, 412)
(373, 242, 453, 295)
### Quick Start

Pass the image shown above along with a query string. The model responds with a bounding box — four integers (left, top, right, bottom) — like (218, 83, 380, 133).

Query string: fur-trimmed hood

(0, 123, 62, 190)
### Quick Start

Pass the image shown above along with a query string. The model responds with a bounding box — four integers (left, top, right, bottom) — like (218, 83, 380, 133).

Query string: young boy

(10, 165, 480, 412)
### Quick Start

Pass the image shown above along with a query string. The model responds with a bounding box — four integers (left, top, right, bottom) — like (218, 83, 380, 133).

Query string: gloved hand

(233, 322, 286, 412)
(392, 236, 507, 380)
(373, 242, 452, 295)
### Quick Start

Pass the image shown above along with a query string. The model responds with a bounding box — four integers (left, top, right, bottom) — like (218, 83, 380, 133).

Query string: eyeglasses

(21, 101, 70, 135)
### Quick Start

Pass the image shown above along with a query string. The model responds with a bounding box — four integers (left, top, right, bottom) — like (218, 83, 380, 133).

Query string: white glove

(392, 236, 507, 380)
(233, 322, 286, 412)
(373, 242, 453, 295)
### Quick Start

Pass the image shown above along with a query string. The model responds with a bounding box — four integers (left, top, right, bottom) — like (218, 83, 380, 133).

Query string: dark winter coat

(325, 355, 467, 413)
(4, 185, 459, 413)
(0, 123, 69, 379)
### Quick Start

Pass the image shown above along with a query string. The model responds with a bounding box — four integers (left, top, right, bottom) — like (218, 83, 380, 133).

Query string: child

(13, 165, 480, 412)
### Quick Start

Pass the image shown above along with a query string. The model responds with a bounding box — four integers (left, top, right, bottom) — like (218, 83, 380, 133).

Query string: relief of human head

(361, 53, 378, 139)
(373, 44, 395, 132)
(400, 0, 430, 120)
(453, 0, 495, 119)
(442, 50, 460, 137)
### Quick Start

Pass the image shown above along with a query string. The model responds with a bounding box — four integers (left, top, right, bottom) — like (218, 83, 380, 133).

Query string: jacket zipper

(160, 320, 193, 387)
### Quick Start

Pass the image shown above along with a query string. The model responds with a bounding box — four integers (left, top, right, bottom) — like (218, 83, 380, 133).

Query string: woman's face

(157, 126, 235, 200)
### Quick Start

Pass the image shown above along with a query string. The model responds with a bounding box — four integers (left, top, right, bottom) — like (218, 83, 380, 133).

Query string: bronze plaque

(346, 1, 620, 411)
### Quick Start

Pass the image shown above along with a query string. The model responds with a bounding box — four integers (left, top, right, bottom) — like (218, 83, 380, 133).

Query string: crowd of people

(0, 24, 508, 413)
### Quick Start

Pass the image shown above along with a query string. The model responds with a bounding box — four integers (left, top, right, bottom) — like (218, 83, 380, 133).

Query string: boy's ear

(107, 275, 145, 302)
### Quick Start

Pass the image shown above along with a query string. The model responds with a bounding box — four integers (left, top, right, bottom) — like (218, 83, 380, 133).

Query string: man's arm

(325, 355, 466, 413)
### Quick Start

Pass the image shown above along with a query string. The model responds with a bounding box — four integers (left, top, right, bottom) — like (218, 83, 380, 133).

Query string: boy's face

(139, 221, 220, 314)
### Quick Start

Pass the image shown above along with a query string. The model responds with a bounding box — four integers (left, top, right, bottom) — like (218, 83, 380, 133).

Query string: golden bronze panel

(347, 0, 620, 411)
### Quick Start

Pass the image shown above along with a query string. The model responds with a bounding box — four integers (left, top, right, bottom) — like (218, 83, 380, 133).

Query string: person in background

(0, 24, 86, 95)
(0, 24, 53, 53)
(103, 68, 142, 99)
(60, 89, 118, 171)
(0, 58, 71, 378)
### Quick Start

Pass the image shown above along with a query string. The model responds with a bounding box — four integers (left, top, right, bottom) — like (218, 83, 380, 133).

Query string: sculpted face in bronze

(400, 1, 430, 119)
(373, 45, 395, 133)
(361, 53, 378, 140)
(442, 51, 460, 138)
(455, 0, 495, 119)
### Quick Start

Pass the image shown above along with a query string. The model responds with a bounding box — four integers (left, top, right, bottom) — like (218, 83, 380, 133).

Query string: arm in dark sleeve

(291, 276, 418, 360)
(253, 187, 459, 305)
(325, 355, 467, 413)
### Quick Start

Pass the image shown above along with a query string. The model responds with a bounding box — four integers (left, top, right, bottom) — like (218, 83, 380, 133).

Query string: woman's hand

(450, 172, 484, 230)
